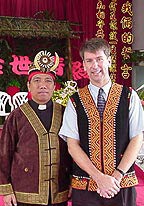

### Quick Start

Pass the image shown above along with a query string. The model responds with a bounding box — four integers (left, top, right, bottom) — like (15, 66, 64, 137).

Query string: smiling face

(27, 73, 55, 104)
(83, 50, 111, 87)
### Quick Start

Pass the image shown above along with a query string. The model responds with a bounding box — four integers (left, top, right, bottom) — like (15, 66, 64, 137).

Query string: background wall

(132, 0, 144, 90)
(132, 0, 144, 50)
(0, 0, 134, 87)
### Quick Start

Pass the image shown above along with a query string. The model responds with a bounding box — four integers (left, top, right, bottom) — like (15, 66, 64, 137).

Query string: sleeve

(59, 99, 80, 141)
(0, 113, 16, 195)
(129, 89, 144, 139)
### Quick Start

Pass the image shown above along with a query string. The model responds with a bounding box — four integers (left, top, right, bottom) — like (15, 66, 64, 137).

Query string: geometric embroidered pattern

(102, 83, 122, 175)
(71, 83, 138, 191)
(71, 171, 138, 191)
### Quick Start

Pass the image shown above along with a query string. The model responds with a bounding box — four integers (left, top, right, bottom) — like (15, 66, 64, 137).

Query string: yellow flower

(52, 80, 77, 106)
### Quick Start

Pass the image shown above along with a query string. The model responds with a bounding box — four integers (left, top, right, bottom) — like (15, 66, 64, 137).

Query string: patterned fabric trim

(79, 87, 102, 170)
(72, 177, 88, 190)
(49, 103, 69, 204)
(120, 172, 138, 188)
(73, 83, 138, 191)
(0, 183, 13, 195)
(16, 102, 68, 204)
(102, 83, 122, 175)
(72, 171, 138, 191)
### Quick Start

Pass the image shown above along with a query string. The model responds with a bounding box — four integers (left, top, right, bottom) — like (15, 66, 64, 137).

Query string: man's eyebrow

(85, 57, 92, 60)
(45, 77, 53, 80)
(33, 76, 40, 79)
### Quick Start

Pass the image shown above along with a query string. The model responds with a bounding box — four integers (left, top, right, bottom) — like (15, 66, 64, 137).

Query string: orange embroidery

(72, 84, 138, 190)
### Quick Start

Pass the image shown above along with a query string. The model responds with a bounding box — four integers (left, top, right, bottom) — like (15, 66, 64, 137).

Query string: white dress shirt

(59, 81, 144, 141)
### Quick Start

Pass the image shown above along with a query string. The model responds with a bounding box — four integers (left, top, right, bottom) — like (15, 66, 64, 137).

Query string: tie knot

(98, 88, 103, 95)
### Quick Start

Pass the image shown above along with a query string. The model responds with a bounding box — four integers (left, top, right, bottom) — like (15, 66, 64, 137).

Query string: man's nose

(39, 81, 47, 88)
(40, 84, 47, 88)
(92, 60, 98, 67)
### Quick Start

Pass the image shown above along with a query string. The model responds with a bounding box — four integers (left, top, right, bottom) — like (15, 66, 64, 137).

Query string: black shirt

(28, 99, 53, 131)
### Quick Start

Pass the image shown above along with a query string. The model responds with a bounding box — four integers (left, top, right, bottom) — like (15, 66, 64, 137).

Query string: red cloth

(134, 164, 144, 206)
(0, 128, 6, 206)
(0, 0, 132, 86)
(0, 196, 4, 206)
(67, 200, 72, 206)
(0, 128, 2, 138)
(28, 71, 56, 81)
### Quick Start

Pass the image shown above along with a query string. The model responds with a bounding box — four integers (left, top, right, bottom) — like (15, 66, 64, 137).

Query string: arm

(113, 89, 144, 179)
(0, 113, 17, 202)
(113, 133, 143, 179)
(67, 137, 120, 198)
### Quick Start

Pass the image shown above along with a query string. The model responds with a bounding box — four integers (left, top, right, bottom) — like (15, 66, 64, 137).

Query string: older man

(0, 51, 72, 206)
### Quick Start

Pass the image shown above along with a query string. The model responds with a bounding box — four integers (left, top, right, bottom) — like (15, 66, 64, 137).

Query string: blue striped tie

(97, 88, 105, 121)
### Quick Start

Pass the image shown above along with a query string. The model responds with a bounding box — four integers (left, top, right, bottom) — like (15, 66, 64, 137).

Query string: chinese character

(56, 57, 65, 76)
(120, 17, 132, 29)
(121, 32, 134, 44)
(0, 58, 5, 75)
(121, 1, 133, 16)
(9, 55, 32, 75)
(72, 61, 89, 80)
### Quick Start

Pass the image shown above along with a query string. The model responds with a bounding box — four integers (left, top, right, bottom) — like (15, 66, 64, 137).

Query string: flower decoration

(6, 79, 21, 96)
(52, 80, 77, 106)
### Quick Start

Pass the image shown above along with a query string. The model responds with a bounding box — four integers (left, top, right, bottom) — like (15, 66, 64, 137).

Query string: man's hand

(95, 173, 121, 198)
(3, 194, 17, 206)
(112, 169, 123, 183)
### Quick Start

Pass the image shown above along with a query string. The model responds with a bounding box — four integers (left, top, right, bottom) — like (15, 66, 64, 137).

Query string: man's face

(83, 50, 111, 87)
(27, 73, 55, 104)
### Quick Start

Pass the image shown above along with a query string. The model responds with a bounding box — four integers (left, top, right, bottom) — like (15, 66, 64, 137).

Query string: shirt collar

(29, 99, 53, 111)
(88, 80, 112, 100)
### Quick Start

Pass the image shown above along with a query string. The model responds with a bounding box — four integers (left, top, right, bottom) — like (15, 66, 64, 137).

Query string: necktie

(97, 88, 106, 121)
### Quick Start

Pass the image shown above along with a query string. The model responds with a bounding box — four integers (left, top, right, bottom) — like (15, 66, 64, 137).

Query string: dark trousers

(72, 187, 136, 206)
(17, 202, 67, 206)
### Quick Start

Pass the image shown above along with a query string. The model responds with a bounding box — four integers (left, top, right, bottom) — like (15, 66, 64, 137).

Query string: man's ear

(108, 56, 112, 67)
(53, 83, 56, 91)
(27, 81, 30, 91)
(83, 60, 87, 71)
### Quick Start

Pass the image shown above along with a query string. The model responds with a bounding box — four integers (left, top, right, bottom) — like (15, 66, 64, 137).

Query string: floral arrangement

(123, 50, 144, 65)
(6, 79, 21, 96)
(52, 80, 77, 106)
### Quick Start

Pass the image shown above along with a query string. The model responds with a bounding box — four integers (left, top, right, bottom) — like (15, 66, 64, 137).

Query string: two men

(0, 51, 71, 206)
(60, 38, 144, 206)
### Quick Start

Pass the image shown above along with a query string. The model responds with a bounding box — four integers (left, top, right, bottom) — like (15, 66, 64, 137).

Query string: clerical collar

(38, 104, 46, 110)
(28, 99, 53, 111)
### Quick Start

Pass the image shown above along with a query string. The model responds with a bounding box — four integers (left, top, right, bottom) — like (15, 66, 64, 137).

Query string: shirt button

(24, 167, 29, 172)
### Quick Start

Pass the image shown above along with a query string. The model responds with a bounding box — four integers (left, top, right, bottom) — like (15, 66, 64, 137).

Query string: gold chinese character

(109, 31, 118, 42)
(121, 32, 134, 44)
(121, 63, 132, 79)
(121, 1, 133, 16)
(96, 19, 105, 29)
(109, 20, 118, 30)
(95, 29, 105, 38)
(120, 16, 132, 29)
(121, 46, 132, 59)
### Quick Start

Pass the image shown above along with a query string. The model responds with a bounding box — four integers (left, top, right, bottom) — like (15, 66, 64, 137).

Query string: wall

(132, 0, 144, 50)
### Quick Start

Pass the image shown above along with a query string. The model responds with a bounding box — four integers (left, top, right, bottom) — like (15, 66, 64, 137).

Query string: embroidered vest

(71, 83, 138, 191)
